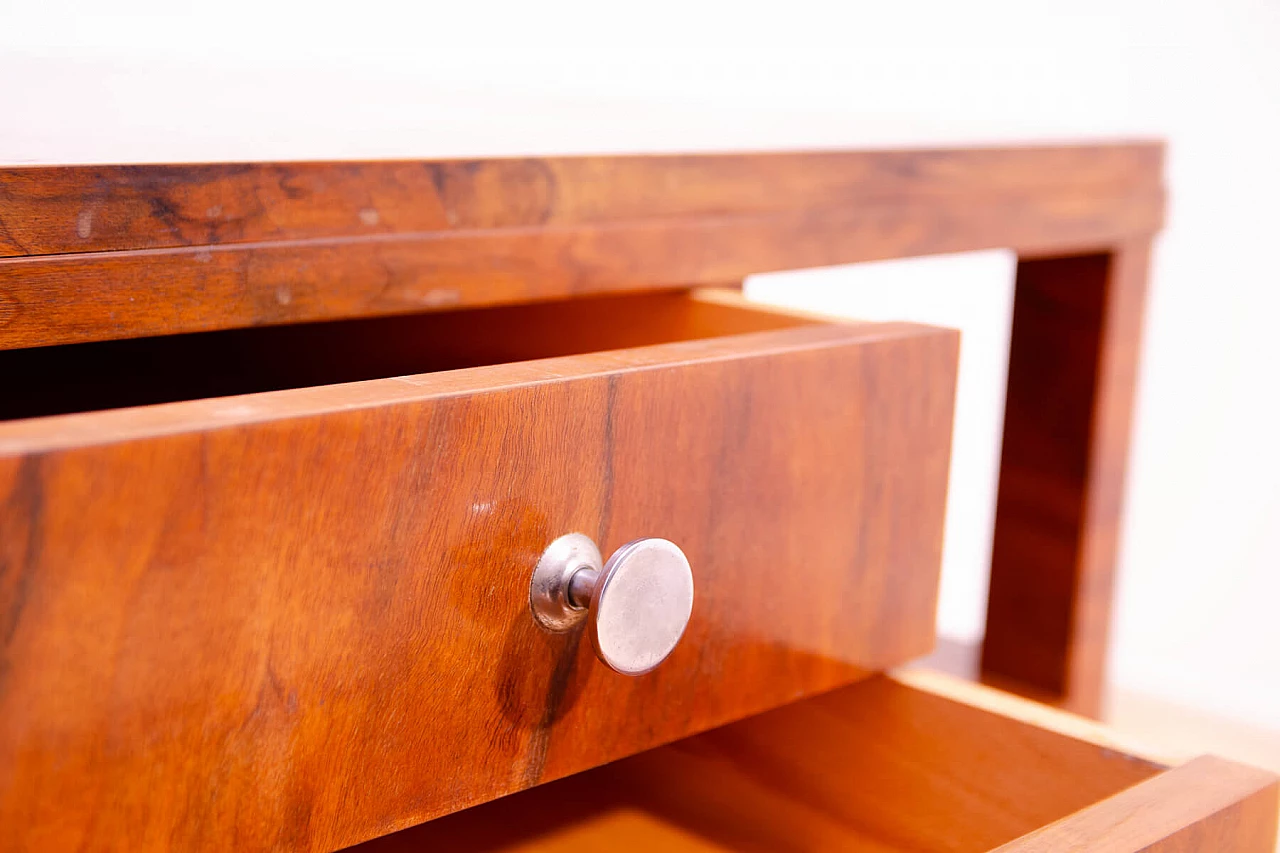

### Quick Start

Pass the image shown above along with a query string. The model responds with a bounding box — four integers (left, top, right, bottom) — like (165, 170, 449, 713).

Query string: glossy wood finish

(0, 147, 1162, 258)
(0, 145, 1163, 350)
(982, 244, 1151, 716)
(0, 296, 958, 852)
(350, 673, 1277, 852)
(996, 756, 1280, 852)
(0, 144, 1164, 751)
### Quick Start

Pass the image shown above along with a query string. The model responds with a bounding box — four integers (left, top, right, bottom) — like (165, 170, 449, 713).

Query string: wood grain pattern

(0, 145, 1164, 349)
(982, 244, 1151, 716)
(348, 673, 1170, 852)
(0, 146, 1173, 848)
(996, 756, 1280, 852)
(0, 146, 1163, 257)
(0, 303, 958, 852)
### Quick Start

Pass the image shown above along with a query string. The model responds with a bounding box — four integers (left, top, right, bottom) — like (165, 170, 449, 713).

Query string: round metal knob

(529, 533, 694, 676)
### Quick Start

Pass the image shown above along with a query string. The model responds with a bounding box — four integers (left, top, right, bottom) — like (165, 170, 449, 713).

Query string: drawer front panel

(0, 322, 956, 852)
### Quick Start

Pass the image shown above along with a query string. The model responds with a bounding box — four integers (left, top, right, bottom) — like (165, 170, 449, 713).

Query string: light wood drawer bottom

(347, 671, 1280, 852)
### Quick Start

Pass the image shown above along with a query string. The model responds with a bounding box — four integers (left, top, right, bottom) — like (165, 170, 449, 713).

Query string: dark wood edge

(983, 241, 1152, 717)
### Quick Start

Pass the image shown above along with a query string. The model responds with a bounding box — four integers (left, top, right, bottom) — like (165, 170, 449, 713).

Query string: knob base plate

(529, 533, 602, 632)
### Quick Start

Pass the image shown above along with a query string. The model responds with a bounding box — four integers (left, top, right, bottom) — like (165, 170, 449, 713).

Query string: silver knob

(529, 533, 694, 676)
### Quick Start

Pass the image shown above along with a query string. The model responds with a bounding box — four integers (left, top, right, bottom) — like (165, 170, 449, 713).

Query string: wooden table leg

(981, 241, 1153, 717)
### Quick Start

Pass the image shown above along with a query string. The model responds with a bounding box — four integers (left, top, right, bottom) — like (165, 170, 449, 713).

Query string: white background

(2, 0, 1278, 730)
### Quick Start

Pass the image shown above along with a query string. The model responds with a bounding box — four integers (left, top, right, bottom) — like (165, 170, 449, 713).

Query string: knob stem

(567, 568, 599, 610)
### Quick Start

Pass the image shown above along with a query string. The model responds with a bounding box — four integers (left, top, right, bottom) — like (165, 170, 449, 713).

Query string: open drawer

(0, 290, 957, 851)
(348, 669, 1280, 852)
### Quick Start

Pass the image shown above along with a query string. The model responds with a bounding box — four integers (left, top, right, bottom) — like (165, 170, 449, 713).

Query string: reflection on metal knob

(529, 533, 694, 676)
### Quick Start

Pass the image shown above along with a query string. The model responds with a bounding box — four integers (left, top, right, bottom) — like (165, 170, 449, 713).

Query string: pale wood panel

(350, 674, 1167, 852)
(996, 756, 1280, 852)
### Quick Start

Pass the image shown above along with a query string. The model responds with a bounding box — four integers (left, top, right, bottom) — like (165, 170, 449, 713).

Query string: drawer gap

(0, 290, 814, 421)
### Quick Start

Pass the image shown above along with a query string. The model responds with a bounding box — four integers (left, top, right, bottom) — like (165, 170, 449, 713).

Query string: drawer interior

(0, 289, 819, 421)
(346, 674, 1164, 852)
